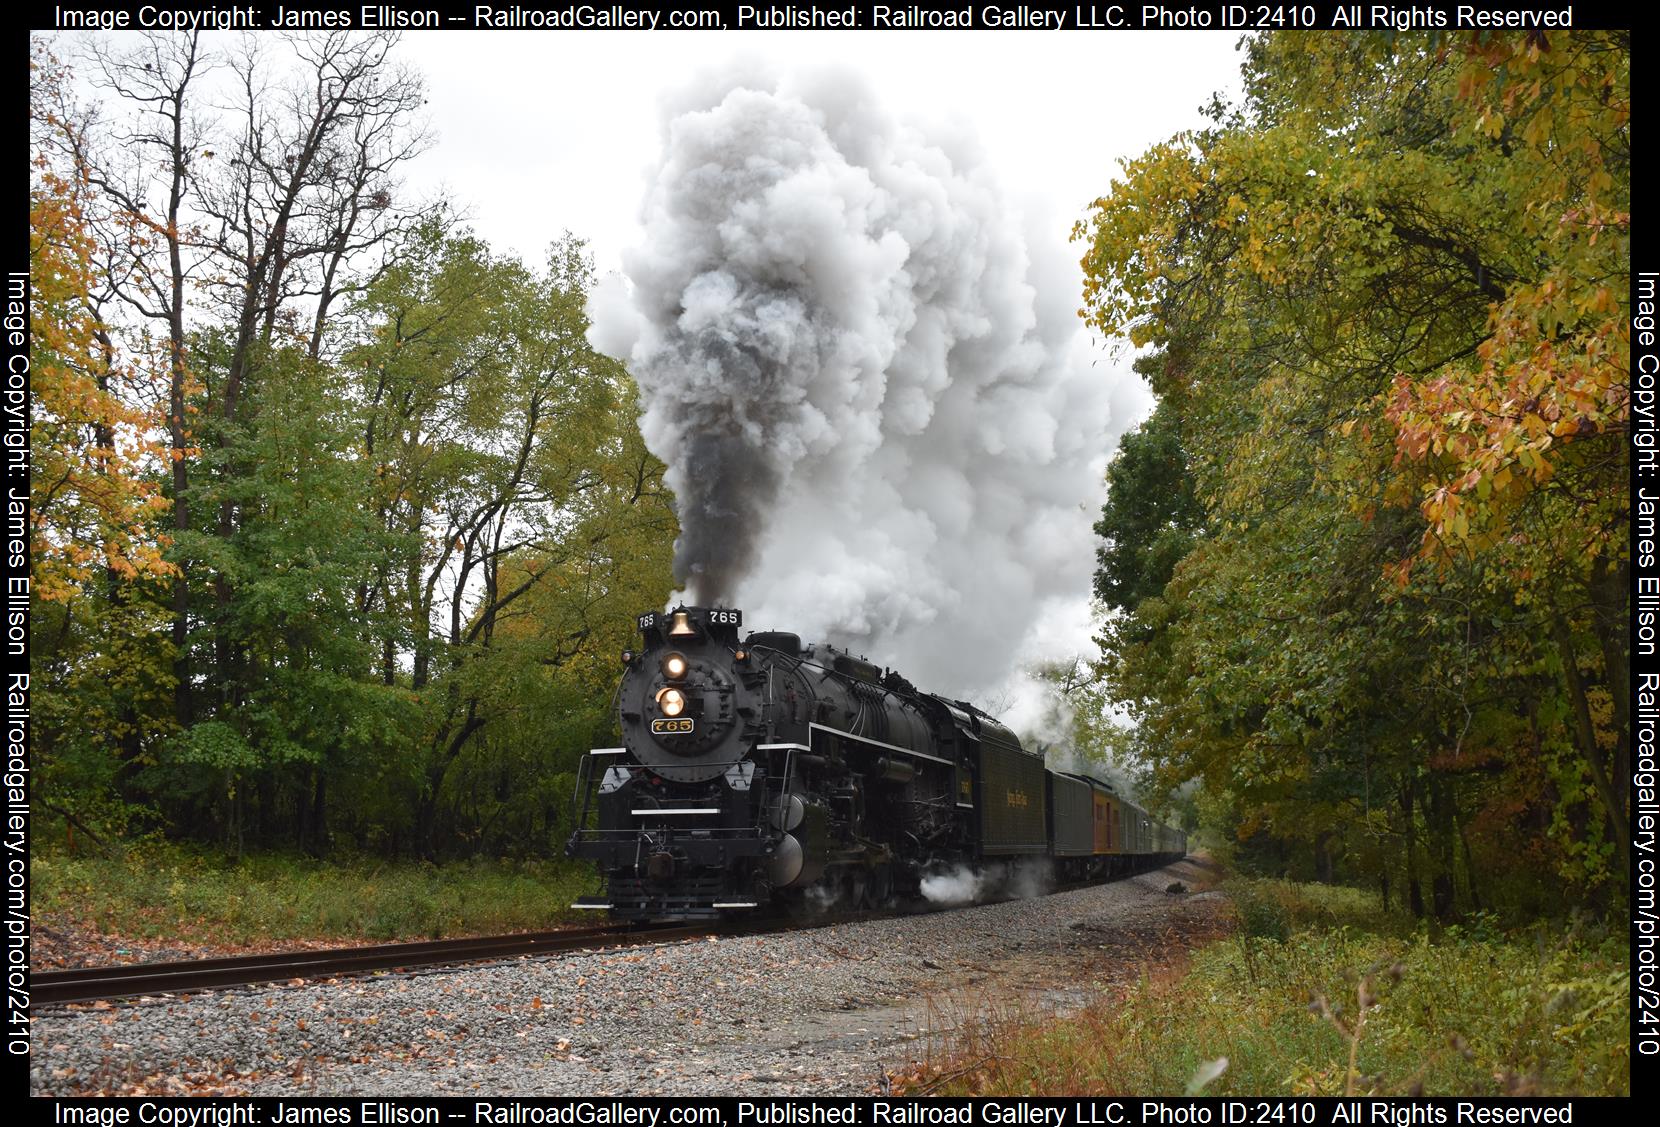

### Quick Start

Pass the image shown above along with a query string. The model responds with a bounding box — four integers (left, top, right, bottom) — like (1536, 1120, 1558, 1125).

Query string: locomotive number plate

(651, 718, 696, 734)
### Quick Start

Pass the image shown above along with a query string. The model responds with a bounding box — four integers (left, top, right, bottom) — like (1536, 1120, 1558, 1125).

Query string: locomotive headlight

(658, 687, 687, 717)
(661, 652, 688, 680)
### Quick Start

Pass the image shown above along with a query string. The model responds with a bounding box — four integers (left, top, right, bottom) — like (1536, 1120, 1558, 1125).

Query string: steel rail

(31, 923, 710, 1006)
(32, 859, 1190, 1006)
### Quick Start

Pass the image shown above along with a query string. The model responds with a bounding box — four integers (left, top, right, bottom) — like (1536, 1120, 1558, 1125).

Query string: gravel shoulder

(31, 857, 1228, 1097)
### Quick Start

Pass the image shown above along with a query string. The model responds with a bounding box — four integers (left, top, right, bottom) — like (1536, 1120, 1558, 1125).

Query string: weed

(32, 843, 604, 946)
(909, 877, 1629, 1096)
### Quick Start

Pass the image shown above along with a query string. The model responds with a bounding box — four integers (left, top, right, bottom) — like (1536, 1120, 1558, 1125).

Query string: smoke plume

(590, 65, 1132, 699)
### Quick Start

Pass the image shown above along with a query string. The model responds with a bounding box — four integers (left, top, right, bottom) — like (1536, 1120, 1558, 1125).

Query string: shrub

(911, 878, 1628, 1096)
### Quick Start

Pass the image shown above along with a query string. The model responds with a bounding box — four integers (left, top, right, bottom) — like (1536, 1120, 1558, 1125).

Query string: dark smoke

(665, 297, 818, 601)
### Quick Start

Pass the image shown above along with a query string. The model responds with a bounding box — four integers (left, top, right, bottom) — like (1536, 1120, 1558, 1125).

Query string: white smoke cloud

(591, 64, 1134, 700)
(919, 865, 983, 907)
(919, 859, 1054, 906)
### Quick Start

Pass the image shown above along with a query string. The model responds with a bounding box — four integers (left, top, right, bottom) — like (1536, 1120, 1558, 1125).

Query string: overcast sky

(393, 31, 1246, 412)
(395, 32, 1244, 271)
(49, 27, 1246, 413)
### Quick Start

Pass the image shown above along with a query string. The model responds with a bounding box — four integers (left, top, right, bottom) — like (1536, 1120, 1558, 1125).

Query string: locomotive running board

(807, 722, 957, 766)
(629, 807, 722, 815)
(571, 900, 613, 910)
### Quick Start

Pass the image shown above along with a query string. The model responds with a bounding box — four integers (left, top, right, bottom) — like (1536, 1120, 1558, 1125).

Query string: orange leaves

(1385, 336, 1618, 571)
(1381, 45, 1628, 578)
(31, 129, 182, 604)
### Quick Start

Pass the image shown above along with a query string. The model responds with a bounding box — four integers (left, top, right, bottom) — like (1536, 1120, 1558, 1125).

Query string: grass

(32, 841, 606, 946)
(909, 878, 1630, 1097)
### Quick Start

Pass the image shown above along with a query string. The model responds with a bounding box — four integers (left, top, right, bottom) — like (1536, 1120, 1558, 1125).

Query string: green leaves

(345, 228, 676, 852)
(171, 722, 259, 771)
(1094, 391, 1203, 614)
(1080, 32, 1630, 912)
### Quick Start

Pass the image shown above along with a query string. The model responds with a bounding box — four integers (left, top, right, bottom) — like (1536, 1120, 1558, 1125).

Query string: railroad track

(31, 923, 712, 1006)
(34, 863, 1187, 1007)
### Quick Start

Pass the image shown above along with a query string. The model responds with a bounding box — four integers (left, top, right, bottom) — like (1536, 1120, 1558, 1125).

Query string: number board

(707, 608, 742, 627)
(636, 612, 658, 633)
(651, 718, 695, 735)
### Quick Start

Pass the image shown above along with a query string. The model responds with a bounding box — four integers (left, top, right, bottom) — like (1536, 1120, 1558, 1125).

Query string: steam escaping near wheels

(588, 64, 1127, 703)
(919, 859, 1054, 907)
(919, 866, 983, 907)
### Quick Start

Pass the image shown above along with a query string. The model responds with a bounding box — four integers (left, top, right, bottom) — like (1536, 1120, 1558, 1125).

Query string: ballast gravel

(31, 859, 1225, 1096)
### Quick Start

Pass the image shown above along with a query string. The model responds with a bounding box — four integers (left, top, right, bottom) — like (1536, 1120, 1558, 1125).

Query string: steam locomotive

(566, 605, 1187, 920)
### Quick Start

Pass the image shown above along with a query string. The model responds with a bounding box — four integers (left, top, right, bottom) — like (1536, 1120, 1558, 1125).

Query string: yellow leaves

(32, 162, 181, 604)
(1568, 286, 1614, 318)
(1084, 29, 1626, 593)
(34, 575, 79, 604)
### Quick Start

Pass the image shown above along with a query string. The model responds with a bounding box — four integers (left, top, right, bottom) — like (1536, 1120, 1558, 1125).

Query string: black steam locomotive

(566, 605, 1187, 920)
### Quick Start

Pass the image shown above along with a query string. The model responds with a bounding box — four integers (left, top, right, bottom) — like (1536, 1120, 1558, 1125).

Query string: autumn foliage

(30, 58, 176, 603)
(1078, 32, 1629, 913)
(29, 36, 677, 859)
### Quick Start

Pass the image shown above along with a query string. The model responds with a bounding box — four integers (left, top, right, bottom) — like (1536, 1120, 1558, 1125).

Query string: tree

(36, 31, 679, 862)
(1093, 368, 1203, 615)
(44, 32, 208, 726)
(1076, 31, 1629, 912)
(60, 31, 438, 734)
(30, 44, 179, 840)
(31, 47, 176, 605)
(349, 229, 677, 855)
